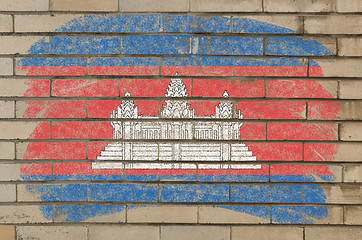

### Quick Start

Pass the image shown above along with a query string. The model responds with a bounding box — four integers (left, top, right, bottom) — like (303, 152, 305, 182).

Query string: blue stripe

(231, 184, 303, 203)
(160, 184, 229, 202)
(234, 57, 308, 66)
(26, 184, 87, 202)
(86, 14, 158, 33)
(122, 35, 190, 55)
(55, 16, 85, 32)
(21, 175, 52, 181)
(233, 17, 297, 34)
(272, 206, 328, 224)
(17, 58, 87, 67)
(271, 175, 336, 182)
(162, 56, 234, 67)
(126, 175, 196, 181)
(195, 37, 263, 55)
(310, 59, 322, 67)
(27, 37, 50, 54)
(54, 204, 125, 222)
(89, 57, 159, 66)
(88, 183, 158, 202)
(53, 175, 124, 181)
(159, 15, 231, 33)
(266, 37, 334, 56)
(198, 175, 268, 182)
(302, 184, 327, 203)
(51, 37, 121, 54)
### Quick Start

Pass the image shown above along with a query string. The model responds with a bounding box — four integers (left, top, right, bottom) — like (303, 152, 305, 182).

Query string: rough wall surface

(0, 0, 361, 239)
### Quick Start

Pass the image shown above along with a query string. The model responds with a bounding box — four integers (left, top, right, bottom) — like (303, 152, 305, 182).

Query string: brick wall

(0, 0, 361, 239)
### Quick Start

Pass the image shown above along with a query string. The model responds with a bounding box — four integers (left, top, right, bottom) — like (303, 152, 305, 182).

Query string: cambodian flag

(17, 14, 340, 224)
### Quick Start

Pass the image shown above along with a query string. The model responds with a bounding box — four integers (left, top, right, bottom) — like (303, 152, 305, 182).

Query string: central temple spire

(165, 73, 188, 98)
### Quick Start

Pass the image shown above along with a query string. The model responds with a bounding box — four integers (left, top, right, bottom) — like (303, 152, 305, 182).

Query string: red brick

(192, 79, 265, 98)
(247, 143, 303, 161)
(52, 79, 118, 97)
(29, 122, 51, 139)
(240, 122, 266, 140)
(268, 123, 338, 140)
(307, 101, 340, 120)
(24, 79, 51, 97)
(88, 100, 159, 118)
(18, 101, 86, 118)
(238, 100, 306, 119)
(88, 142, 110, 160)
(266, 80, 337, 98)
(19, 142, 86, 160)
(120, 79, 191, 97)
(52, 122, 113, 139)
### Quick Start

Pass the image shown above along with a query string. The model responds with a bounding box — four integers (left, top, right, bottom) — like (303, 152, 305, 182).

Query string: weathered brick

(127, 205, 197, 223)
(52, 79, 119, 97)
(345, 206, 362, 225)
(199, 206, 270, 224)
(305, 227, 362, 240)
(305, 16, 362, 34)
(338, 38, 362, 56)
(51, 0, 118, 11)
(15, 15, 84, 32)
(16, 142, 86, 160)
(0, 58, 13, 76)
(341, 123, 362, 141)
(310, 59, 362, 77)
(54, 204, 125, 223)
(0, 0, 49, 11)
(336, 0, 362, 12)
(232, 226, 303, 240)
(268, 123, 338, 141)
(270, 164, 342, 182)
(264, 0, 335, 12)
(304, 185, 362, 204)
(0, 36, 49, 54)
(266, 80, 337, 98)
(0, 184, 16, 202)
(304, 143, 362, 162)
(265, 37, 336, 56)
(0, 79, 50, 97)
(0, 225, 15, 240)
(89, 226, 159, 240)
(120, 0, 189, 12)
(161, 226, 230, 240)
(17, 184, 87, 202)
(272, 206, 343, 224)
(0, 164, 21, 181)
(191, 0, 261, 12)
(232, 15, 302, 34)
(0, 142, 15, 159)
(340, 81, 362, 99)
(17, 226, 87, 240)
(308, 101, 362, 120)
(0, 205, 51, 223)
(0, 122, 50, 139)
(0, 15, 13, 32)
(238, 100, 306, 119)
(16, 100, 87, 118)
(344, 165, 362, 182)
(0, 101, 14, 118)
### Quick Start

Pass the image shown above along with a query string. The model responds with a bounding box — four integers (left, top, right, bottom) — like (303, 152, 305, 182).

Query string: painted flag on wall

(17, 14, 340, 224)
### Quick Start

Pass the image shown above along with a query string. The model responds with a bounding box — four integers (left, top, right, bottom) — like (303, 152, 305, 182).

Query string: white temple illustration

(93, 75, 259, 170)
